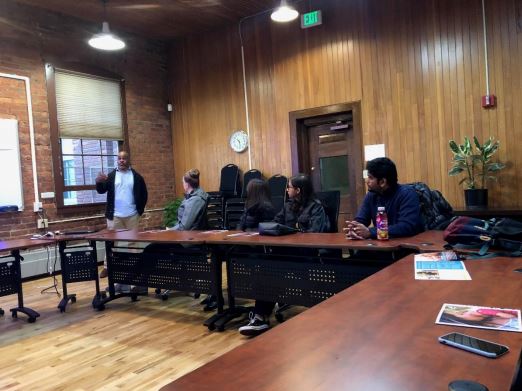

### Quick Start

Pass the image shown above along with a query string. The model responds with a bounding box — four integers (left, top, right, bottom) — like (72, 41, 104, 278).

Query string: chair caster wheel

(71, 296, 76, 303)
(12, 311, 17, 318)
(155, 288, 161, 295)
(28, 317, 36, 323)
(217, 325, 225, 332)
(194, 293, 201, 299)
(0, 309, 4, 316)
(131, 294, 138, 302)
(97, 304, 105, 311)
(275, 313, 284, 322)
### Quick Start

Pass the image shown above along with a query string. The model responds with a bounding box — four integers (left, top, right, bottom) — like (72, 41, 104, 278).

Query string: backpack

(443, 216, 522, 256)
(406, 182, 454, 230)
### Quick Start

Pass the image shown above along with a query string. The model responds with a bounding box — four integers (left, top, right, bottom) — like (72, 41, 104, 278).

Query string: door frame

(288, 101, 365, 212)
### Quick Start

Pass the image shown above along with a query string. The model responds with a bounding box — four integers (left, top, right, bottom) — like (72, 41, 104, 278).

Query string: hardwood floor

(0, 269, 273, 390)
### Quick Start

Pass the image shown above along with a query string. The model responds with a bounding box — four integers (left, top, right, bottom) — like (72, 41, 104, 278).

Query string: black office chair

(218, 163, 241, 197)
(207, 164, 241, 229)
(225, 169, 263, 229)
(315, 190, 341, 233)
(274, 190, 341, 322)
(268, 174, 288, 213)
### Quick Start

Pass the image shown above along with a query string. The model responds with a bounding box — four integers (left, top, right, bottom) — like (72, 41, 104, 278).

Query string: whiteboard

(0, 119, 24, 210)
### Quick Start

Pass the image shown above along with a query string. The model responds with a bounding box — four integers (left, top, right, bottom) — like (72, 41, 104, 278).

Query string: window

(46, 64, 128, 209)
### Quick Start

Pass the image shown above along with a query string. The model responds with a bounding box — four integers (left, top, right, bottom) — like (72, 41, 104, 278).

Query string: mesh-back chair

(274, 191, 341, 322)
(225, 169, 263, 229)
(268, 174, 287, 213)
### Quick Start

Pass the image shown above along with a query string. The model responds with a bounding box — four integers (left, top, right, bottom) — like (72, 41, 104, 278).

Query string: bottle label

(376, 212, 389, 240)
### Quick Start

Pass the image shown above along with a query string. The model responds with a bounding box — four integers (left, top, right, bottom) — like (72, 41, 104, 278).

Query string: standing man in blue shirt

(346, 157, 422, 239)
(96, 150, 148, 287)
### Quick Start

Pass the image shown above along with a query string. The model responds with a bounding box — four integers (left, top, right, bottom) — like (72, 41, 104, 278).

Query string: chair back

(241, 169, 263, 197)
(219, 164, 241, 196)
(268, 174, 288, 213)
(316, 191, 340, 233)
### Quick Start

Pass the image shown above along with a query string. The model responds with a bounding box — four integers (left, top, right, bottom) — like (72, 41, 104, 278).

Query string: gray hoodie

(170, 187, 208, 230)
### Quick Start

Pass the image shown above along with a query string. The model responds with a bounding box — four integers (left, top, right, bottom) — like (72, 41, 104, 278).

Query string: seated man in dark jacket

(346, 157, 423, 239)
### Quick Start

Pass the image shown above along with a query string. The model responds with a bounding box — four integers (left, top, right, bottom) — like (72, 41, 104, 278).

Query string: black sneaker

(200, 294, 212, 305)
(238, 313, 270, 336)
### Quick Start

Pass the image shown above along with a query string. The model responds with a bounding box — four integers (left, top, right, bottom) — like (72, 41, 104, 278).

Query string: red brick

(0, 1, 172, 240)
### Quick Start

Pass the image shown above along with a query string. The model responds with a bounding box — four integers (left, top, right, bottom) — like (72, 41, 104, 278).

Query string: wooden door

(306, 115, 360, 228)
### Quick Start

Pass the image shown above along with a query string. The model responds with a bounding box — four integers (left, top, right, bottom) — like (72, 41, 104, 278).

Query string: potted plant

(448, 136, 505, 209)
(163, 198, 183, 228)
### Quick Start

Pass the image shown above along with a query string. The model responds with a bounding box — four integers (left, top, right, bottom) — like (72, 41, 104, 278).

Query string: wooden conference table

(161, 255, 522, 391)
(83, 229, 448, 329)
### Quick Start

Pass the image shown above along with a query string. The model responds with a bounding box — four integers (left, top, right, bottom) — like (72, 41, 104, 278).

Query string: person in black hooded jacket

(238, 174, 329, 337)
(238, 179, 276, 231)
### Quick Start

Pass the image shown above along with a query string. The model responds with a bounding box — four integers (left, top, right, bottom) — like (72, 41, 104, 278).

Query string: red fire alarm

(481, 94, 496, 108)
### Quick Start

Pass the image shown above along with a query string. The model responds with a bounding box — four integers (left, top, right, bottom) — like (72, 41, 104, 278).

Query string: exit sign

(301, 10, 322, 29)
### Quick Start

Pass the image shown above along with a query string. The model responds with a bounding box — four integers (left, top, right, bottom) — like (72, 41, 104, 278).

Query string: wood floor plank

(0, 268, 302, 391)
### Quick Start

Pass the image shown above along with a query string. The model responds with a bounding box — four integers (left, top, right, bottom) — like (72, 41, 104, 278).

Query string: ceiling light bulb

(271, 1, 299, 22)
(88, 22, 125, 51)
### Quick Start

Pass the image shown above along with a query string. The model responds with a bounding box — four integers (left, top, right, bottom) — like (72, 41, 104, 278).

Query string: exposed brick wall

(0, 1, 174, 240)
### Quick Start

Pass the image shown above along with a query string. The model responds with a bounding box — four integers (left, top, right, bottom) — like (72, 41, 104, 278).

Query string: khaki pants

(104, 214, 140, 268)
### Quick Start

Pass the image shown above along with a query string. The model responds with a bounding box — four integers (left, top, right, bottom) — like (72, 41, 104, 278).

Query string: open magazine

(436, 303, 522, 332)
(414, 251, 471, 280)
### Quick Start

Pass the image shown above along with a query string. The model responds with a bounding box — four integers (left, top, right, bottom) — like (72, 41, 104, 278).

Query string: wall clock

(229, 130, 249, 153)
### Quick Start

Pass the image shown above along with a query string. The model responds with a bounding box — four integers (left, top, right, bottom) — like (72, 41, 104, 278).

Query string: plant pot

(464, 189, 488, 209)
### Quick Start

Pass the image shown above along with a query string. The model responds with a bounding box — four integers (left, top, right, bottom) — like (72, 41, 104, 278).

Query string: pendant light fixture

(88, 0, 125, 51)
(271, 0, 299, 22)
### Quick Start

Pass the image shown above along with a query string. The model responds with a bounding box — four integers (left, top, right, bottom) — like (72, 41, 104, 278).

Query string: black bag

(443, 217, 522, 256)
(258, 222, 300, 236)
(491, 218, 522, 254)
(407, 182, 454, 230)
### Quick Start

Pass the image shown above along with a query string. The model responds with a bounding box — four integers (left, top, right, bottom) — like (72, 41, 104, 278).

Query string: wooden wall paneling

(509, 0, 522, 199)
(168, 0, 522, 208)
(412, 1, 428, 183)
(171, 27, 249, 193)
(490, 0, 506, 205)
(248, 19, 276, 175)
(358, 0, 376, 149)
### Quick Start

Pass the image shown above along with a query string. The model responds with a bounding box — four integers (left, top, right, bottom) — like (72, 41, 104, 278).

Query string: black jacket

(238, 201, 276, 231)
(274, 198, 329, 233)
(96, 168, 148, 220)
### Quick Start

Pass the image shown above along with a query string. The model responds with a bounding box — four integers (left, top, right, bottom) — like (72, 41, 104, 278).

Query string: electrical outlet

(37, 218, 49, 229)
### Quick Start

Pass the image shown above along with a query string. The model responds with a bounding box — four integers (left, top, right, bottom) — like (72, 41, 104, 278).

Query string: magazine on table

(414, 251, 471, 280)
(436, 303, 522, 332)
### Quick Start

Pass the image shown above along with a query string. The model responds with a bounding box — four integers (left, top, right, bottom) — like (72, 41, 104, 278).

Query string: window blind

(55, 70, 123, 140)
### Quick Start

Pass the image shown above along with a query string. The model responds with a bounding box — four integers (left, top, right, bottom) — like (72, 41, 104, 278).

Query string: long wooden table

(161, 255, 522, 391)
(82, 230, 449, 327)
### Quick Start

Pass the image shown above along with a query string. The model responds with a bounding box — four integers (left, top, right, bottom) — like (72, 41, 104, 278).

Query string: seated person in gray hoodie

(168, 168, 208, 230)
(162, 169, 213, 307)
